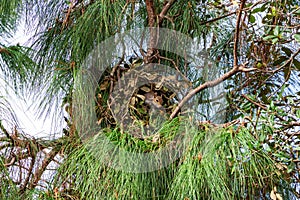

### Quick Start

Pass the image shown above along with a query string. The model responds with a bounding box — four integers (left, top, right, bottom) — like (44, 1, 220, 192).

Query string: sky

(2, 2, 299, 138)
(1, 14, 57, 138)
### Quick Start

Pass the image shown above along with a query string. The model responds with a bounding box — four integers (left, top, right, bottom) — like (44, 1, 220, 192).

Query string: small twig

(158, 0, 176, 25)
(0, 47, 10, 55)
(157, 54, 190, 83)
(222, 119, 240, 128)
(18, 159, 22, 185)
(241, 94, 289, 122)
(164, 15, 175, 29)
(199, 11, 237, 25)
(242, 94, 267, 110)
(139, 30, 146, 57)
(62, 2, 73, 30)
(4, 156, 16, 167)
(272, 47, 300, 73)
(276, 122, 300, 132)
(199, 0, 264, 25)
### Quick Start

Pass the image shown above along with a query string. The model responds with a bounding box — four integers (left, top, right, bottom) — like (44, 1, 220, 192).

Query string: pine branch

(0, 121, 12, 141)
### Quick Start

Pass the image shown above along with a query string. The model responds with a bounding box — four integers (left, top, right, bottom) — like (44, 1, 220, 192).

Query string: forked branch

(170, 0, 248, 119)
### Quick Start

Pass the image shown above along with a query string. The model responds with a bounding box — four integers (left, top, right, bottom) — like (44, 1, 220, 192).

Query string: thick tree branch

(170, 0, 247, 119)
(233, 0, 246, 67)
(20, 155, 36, 194)
(170, 64, 252, 119)
(145, 0, 156, 27)
(144, 0, 177, 63)
(30, 146, 61, 189)
(145, 0, 157, 63)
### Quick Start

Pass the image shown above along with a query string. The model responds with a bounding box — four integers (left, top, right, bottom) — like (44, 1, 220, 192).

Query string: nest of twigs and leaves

(94, 57, 181, 138)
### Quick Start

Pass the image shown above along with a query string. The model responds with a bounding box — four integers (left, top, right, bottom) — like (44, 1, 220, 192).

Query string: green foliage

(168, 127, 285, 200)
(0, 158, 20, 200)
(0, 0, 299, 199)
(0, 0, 22, 38)
(0, 45, 35, 94)
(50, 123, 291, 200)
(0, 0, 35, 95)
